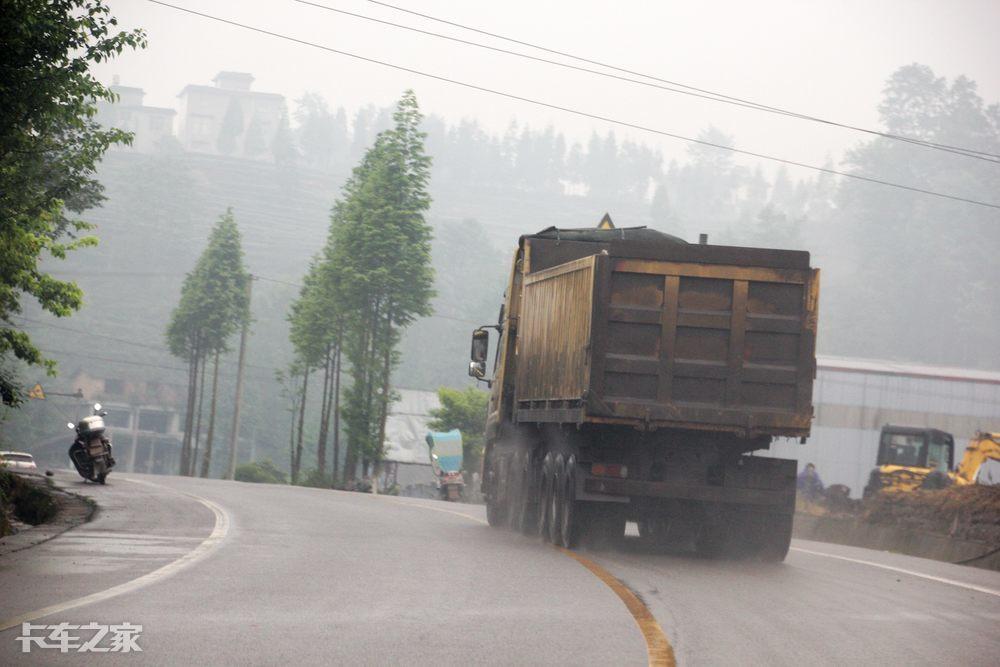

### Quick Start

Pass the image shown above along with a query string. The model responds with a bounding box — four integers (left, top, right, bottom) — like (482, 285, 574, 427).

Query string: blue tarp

(426, 429, 463, 472)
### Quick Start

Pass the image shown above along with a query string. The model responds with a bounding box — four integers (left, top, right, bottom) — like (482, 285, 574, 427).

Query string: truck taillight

(591, 463, 628, 478)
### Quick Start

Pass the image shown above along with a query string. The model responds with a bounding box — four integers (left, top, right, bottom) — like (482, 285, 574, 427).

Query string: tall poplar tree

(166, 209, 250, 475)
(287, 256, 344, 483)
(327, 90, 434, 480)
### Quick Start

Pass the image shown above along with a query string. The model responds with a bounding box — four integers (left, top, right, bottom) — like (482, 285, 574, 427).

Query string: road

(1, 472, 999, 665)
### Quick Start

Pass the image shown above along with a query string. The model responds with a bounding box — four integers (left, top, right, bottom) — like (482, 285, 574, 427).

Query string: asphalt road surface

(1, 471, 998, 665)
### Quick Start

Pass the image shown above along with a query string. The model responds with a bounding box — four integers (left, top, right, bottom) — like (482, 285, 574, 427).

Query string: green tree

(166, 209, 250, 475)
(833, 64, 1000, 369)
(428, 386, 489, 475)
(287, 255, 344, 483)
(327, 90, 434, 481)
(0, 0, 145, 406)
(295, 93, 347, 168)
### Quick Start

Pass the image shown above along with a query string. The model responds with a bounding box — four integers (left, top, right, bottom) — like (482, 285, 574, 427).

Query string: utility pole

(226, 274, 253, 480)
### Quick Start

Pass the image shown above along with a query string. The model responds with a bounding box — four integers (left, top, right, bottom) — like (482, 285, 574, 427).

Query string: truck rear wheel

(539, 453, 556, 542)
(556, 455, 581, 548)
(516, 457, 540, 536)
(547, 454, 565, 544)
(486, 496, 505, 527)
(753, 511, 792, 562)
(696, 508, 792, 561)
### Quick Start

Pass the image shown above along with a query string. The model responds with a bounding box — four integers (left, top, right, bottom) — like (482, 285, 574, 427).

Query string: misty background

(6, 0, 999, 475)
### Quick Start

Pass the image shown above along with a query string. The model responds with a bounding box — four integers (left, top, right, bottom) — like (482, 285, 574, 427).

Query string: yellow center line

(381, 495, 676, 667)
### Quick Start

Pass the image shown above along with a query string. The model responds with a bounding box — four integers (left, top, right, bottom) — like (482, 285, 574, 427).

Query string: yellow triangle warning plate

(597, 213, 615, 229)
(28, 383, 45, 400)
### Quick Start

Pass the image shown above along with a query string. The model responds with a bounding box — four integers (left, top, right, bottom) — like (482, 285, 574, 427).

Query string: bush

(296, 468, 333, 489)
(0, 469, 58, 531)
(234, 460, 287, 485)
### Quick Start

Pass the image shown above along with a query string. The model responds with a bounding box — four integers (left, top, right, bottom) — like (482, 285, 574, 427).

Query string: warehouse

(768, 356, 1000, 497)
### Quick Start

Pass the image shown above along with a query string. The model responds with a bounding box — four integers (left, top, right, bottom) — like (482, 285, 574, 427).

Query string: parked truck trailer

(468, 218, 820, 560)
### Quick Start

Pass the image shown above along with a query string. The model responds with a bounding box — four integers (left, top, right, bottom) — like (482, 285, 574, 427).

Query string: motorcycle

(68, 403, 116, 484)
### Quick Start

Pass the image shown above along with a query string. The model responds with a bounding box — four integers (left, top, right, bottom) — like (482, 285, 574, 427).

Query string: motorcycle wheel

(97, 473, 107, 485)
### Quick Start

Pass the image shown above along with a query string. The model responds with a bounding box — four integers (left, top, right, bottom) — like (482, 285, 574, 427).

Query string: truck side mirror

(469, 328, 493, 385)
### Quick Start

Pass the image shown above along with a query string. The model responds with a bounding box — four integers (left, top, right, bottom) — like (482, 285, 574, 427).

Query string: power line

(251, 277, 482, 325)
(39, 347, 277, 382)
(254, 275, 305, 289)
(31, 272, 485, 325)
(16, 317, 280, 375)
(144, 1, 1000, 211)
(363, 0, 1000, 163)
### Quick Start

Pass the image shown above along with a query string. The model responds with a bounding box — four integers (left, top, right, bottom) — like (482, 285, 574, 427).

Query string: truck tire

(637, 517, 672, 550)
(507, 453, 525, 531)
(556, 455, 581, 549)
(695, 508, 750, 559)
(485, 470, 506, 528)
(755, 511, 792, 562)
(516, 457, 540, 536)
(585, 510, 626, 549)
(539, 453, 556, 542)
(696, 509, 792, 561)
(486, 496, 505, 527)
(547, 454, 565, 544)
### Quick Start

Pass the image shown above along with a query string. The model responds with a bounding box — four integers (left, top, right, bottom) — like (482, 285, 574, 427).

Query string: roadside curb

(0, 476, 97, 557)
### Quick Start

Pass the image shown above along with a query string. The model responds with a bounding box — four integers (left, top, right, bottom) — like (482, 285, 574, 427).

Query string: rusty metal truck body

(471, 222, 819, 559)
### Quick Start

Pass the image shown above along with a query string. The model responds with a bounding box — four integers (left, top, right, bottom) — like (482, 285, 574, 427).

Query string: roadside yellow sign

(28, 383, 45, 400)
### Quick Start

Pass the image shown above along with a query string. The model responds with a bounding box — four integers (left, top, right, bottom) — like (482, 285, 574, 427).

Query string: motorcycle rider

(68, 404, 116, 481)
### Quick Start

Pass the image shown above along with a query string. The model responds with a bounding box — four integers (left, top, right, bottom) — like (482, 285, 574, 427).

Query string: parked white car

(0, 451, 38, 473)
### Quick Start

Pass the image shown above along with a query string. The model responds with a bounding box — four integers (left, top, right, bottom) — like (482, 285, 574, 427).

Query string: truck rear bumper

(582, 477, 794, 510)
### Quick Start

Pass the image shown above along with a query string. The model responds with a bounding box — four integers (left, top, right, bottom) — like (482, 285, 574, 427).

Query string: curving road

(1, 472, 998, 665)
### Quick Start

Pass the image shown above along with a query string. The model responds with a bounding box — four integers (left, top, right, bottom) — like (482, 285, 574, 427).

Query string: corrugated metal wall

(767, 358, 1000, 496)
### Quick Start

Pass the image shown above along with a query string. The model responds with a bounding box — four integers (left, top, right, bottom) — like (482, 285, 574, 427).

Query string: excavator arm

(955, 432, 1000, 485)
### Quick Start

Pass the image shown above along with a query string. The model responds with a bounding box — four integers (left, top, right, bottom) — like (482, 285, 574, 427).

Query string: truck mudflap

(579, 457, 797, 512)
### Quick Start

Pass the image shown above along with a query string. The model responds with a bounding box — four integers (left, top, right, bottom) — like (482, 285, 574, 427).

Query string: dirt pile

(862, 485, 1000, 545)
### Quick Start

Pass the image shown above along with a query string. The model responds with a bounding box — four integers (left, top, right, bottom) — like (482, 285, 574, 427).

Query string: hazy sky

(95, 0, 1000, 176)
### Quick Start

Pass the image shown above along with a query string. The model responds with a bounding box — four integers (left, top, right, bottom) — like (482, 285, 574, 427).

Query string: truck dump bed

(513, 228, 819, 438)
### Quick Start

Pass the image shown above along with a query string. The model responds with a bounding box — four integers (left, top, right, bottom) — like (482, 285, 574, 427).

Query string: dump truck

(468, 217, 820, 560)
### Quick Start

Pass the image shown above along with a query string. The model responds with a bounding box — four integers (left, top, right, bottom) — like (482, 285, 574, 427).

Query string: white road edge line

(790, 546, 1000, 598)
(0, 479, 230, 631)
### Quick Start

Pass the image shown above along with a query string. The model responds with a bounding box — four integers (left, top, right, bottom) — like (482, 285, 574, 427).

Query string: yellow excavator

(955, 431, 1000, 485)
(863, 426, 1000, 497)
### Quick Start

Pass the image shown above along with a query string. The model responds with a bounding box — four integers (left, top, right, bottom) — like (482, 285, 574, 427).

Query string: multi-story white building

(95, 82, 176, 153)
(177, 71, 286, 158)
